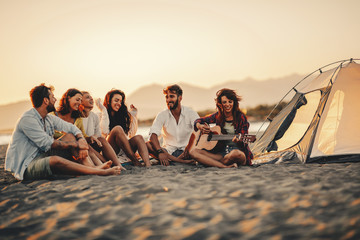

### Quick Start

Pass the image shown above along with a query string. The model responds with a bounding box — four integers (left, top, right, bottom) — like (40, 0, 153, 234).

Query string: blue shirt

(5, 108, 82, 180)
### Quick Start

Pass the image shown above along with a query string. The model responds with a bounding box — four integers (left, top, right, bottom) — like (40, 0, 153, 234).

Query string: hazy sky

(0, 0, 359, 105)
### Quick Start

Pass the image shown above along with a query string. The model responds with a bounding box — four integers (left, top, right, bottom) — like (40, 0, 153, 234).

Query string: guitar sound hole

(207, 133, 212, 141)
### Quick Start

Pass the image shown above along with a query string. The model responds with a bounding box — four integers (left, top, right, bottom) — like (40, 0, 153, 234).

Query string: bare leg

(129, 135, 151, 167)
(76, 156, 95, 167)
(49, 156, 121, 176)
(75, 152, 113, 169)
(89, 148, 103, 166)
(89, 144, 107, 164)
(54, 133, 113, 169)
(107, 126, 142, 166)
(189, 148, 236, 168)
(98, 137, 122, 166)
(97, 160, 113, 169)
(146, 141, 186, 163)
(221, 149, 246, 166)
(146, 141, 157, 159)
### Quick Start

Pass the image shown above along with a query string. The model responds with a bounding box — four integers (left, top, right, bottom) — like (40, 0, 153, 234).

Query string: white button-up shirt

(149, 106, 199, 154)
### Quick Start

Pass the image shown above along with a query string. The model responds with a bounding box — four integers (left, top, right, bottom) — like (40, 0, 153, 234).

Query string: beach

(1, 144, 360, 240)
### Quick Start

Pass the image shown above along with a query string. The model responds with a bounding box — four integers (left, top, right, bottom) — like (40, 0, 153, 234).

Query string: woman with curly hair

(189, 88, 253, 168)
(53, 88, 86, 135)
(98, 89, 151, 167)
(51, 88, 112, 169)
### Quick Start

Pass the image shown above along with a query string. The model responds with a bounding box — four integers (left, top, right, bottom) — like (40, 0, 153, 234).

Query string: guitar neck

(210, 134, 238, 141)
(208, 133, 256, 143)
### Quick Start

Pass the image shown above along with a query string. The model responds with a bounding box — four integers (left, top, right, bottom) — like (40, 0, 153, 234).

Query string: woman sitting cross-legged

(189, 88, 253, 168)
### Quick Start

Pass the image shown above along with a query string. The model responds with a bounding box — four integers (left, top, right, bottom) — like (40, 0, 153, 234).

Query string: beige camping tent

(251, 59, 360, 164)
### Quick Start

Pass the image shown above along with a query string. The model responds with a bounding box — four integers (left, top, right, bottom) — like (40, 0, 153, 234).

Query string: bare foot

(132, 159, 143, 167)
(112, 162, 127, 171)
(225, 163, 238, 168)
(96, 160, 113, 169)
(236, 158, 247, 166)
(100, 166, 121, 176)
(182, 159, 196, 165)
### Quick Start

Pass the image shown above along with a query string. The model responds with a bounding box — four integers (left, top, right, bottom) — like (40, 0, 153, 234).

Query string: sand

(1, 144, 360, 240)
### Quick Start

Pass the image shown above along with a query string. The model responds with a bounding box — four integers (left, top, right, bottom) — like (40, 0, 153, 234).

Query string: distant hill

(0, 100, 33, 133)
(127, 74, 303, 119)
(0, 74, 303, 131)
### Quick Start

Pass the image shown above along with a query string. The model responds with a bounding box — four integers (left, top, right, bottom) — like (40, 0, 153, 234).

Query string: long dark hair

(57, 88, 82, 119)
(215, 88, 243, 127)
(103, 89, 131, 134)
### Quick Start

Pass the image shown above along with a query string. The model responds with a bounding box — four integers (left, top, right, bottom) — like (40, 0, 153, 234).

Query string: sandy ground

(1, 144, 360, 240)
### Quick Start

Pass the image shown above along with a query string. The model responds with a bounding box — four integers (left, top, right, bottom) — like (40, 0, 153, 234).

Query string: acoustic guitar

(185, 125, 256, 151)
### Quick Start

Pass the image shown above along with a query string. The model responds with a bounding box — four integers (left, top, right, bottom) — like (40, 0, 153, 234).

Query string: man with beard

(147, 84, 199, 166)
(5, 84, 121, 181)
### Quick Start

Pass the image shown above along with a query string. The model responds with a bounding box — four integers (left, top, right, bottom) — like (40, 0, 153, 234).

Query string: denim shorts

(218, 145, 240, 157)
(163, 148, 184, 157)
(171, 149, 184, 157)
(24, 154, 53, 180)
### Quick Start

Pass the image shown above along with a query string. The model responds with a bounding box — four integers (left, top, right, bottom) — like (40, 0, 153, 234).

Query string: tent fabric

(266, 94, 308, 152)
(251, 59, 360, 164)
(311, 62, 360, 158)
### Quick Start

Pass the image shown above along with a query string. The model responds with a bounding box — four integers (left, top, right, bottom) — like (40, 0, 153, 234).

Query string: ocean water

(0, 122, 268, 145)
(0, 135, 12, 145)
(138, 121, 268, 141)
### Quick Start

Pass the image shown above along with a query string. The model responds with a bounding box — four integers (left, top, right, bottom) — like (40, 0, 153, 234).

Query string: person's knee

(231, 150, 246, 165)
(189, 148, 200, 158)
(132, 135, 144, 143)
(49, 155, 66, 167)
(59, 133, 76, 142)
(113, 126, 125, 135)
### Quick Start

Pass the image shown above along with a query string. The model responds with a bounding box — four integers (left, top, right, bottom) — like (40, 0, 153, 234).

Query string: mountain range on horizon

(127, 73, 303, 120)
(0, 73, 304, 131)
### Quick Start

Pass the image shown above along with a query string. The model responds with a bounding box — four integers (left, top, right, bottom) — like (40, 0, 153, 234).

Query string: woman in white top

(81, 91, 126, 169)
(99, 89, 151, 167)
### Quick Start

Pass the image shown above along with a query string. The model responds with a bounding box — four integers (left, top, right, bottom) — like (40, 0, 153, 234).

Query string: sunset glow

(0, 0, 359, 104)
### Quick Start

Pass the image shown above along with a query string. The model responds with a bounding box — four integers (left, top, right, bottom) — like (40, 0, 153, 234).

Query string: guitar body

(193, 126, 222, 151)
(186, 126, 223, 151)
(185, 125, 256, 152)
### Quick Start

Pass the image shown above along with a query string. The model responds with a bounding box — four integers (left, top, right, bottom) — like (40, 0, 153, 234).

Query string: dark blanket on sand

(1, 144, 360, 240)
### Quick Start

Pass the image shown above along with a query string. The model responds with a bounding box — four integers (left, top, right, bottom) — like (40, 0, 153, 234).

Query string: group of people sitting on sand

(5, 83, 254, 181)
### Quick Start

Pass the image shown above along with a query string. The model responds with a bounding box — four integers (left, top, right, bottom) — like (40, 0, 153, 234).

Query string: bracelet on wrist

(156, 148, 165, 154)
(76, 136, 84, 141)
